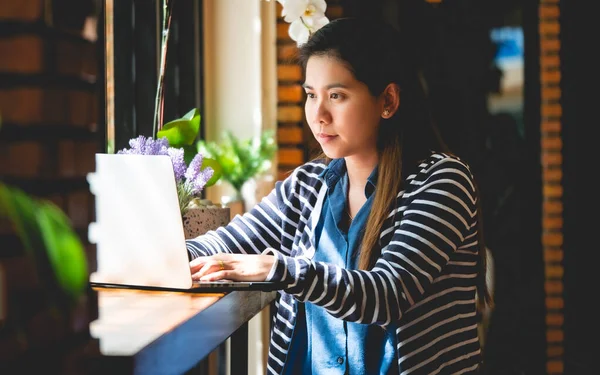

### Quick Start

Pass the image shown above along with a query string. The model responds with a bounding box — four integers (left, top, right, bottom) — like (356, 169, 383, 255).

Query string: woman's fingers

(191, 257, 226, 280)
(191, 262, 211, 280)
(189, 257, 207, 274)
(199, 269, 229, 282)
(189, 254, 275, 281)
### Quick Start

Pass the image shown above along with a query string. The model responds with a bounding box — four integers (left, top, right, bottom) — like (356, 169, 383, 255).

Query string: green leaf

(0, 184, 39, 252)
(182, 144, 197, 166)
(37, 202, 88, 300)
(157, 108, 201, 147)
(201, 157, 222, 187)
(181, 108, 200, 122)
(0, 183, 87, 302)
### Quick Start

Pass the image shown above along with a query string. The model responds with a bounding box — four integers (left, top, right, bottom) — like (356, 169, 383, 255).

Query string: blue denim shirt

(283, 159, 398, 375)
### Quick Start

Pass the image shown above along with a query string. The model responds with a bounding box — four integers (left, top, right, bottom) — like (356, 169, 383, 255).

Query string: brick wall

(0, 0, 99, 372)
(275, 1, 344, 180)
(539, 1, 564, 374)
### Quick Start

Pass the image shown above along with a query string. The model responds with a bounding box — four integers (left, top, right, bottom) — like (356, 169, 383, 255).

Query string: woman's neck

(345, 154, 378, 189)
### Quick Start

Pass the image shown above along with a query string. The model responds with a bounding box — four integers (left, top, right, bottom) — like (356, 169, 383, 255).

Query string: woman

(187, 17, 491, 374)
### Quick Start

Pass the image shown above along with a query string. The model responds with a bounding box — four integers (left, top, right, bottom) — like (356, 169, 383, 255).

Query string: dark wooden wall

(560, 0, 591, 373)
(0, 0, 100, 373)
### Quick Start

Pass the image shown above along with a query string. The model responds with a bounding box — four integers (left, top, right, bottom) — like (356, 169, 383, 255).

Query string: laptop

(87, 153, 285, 293)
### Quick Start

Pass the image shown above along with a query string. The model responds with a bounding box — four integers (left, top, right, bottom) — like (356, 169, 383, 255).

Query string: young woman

(187, 17, 491, 375)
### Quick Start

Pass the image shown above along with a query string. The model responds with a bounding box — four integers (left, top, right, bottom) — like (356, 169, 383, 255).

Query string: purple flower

(116, 135, 215, 212)
(184, 153, 214, 195)
(167, 147, 186, 182)
(184, 153, 203, 181)
(117, 136, 169, 156)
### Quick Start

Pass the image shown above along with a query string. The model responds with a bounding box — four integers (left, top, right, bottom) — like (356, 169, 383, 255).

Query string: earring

(382, 109, 390, 117)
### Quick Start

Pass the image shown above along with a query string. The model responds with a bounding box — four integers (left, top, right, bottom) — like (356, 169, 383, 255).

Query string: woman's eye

(306, 93, 316, 99)
(330, 93, 341, 99)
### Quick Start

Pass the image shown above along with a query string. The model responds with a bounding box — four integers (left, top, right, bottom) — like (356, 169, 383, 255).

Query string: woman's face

(303, 55, 383, 161)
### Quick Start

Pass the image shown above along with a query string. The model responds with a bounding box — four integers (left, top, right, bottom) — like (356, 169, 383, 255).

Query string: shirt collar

(318, 158, 378, 198)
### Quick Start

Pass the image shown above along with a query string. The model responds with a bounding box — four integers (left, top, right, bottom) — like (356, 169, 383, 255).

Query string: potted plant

(196, 130, 277, 213)
(112, 0, 228, 239)
(116, 109, 229, 239)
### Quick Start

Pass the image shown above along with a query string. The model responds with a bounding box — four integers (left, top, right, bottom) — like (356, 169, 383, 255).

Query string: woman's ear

(381, 83, 400, 119)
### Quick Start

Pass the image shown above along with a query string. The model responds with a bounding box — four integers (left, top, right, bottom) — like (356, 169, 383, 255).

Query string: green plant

(1, 115, 87, 306)
(146, 1, 221, 196)
(197, 130, 277, 195)
(0, 184, 88, 305)
(156, 108, 222, 186)
(117, 109, 222, 215)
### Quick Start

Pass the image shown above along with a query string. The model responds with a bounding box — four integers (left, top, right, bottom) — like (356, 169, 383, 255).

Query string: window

(102, 0, 205, 152)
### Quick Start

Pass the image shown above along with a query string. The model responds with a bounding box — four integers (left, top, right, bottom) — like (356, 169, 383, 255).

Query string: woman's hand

(190, 253, 276, 282)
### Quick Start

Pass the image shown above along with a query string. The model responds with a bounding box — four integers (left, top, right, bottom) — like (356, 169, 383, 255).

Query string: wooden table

(84, 287, 276, 375)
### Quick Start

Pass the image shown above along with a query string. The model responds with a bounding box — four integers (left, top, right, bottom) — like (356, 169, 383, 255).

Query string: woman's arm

(186, 183, 286, 259)
(185, 164, 314, 259)
(264, 157, 478, 326)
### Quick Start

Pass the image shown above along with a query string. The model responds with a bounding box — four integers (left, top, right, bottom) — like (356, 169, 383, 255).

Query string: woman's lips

(318, 133, 337, 143)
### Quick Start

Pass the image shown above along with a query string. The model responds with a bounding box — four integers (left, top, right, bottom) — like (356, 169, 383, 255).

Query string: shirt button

(337, 357, 344, 364)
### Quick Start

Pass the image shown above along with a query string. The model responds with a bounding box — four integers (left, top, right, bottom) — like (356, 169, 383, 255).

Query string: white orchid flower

(281, 0, 329, 46)
(288, 15, 329, 45)
(281, 0, 327, 23)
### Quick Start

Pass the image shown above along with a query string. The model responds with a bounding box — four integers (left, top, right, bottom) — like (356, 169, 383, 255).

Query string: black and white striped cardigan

(186, 153, 482, 374)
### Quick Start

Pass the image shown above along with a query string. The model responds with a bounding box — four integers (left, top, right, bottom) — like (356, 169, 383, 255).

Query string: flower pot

(182, 205, 230, 239)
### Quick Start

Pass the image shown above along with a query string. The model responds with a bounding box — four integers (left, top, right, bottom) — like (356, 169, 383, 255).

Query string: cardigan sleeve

(186, 179, 289, 259)
(263, 157, 479, 326)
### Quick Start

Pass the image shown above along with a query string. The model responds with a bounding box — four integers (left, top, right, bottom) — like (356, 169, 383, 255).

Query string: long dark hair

(298, 18, 492, 310)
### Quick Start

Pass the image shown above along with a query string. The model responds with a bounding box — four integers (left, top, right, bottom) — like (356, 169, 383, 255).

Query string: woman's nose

(312, 101, 331, 125)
